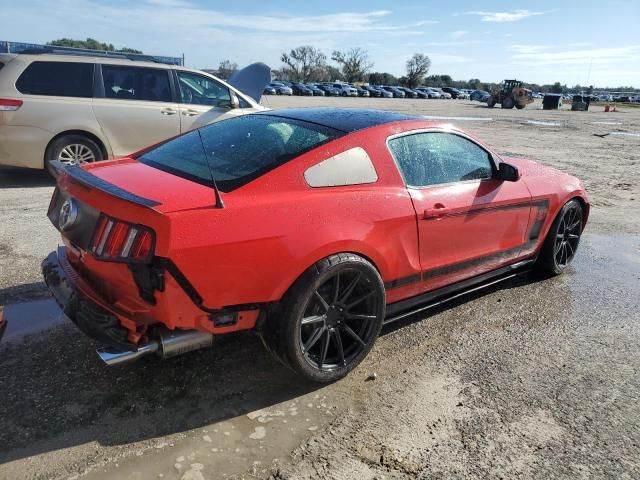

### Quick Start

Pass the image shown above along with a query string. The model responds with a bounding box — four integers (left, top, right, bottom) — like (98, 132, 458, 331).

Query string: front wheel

(487, 97, 496, 108)
(537, 199, 584, 275)
(261, 253, 385, 383)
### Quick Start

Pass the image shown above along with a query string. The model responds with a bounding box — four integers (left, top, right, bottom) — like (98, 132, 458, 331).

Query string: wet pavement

(0, 232, 639, 479)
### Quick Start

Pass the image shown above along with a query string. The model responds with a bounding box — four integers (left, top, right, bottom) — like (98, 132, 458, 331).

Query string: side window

(101, 65, 171, 102)
(16, 61, 93, 97)
(177, 71, 231, 108)
(304, 147, 378, 187)
(389, 132, 493, 187)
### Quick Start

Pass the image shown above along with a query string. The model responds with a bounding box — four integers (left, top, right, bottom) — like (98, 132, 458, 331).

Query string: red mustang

(41, 108, 588, 382)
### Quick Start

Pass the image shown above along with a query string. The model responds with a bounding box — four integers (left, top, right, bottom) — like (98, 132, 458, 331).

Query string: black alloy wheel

(537, 199, 584, 275)
(299, 268, 380, 371)
(553, 202, 583, 268)
(261, 253, 385, 383)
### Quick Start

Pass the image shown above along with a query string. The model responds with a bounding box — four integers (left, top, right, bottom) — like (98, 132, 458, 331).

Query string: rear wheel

(537, 199, 584, 275)
(45, 134, 103, 176)
(502, 96, 515, 109)
(261, 253, 385, 383)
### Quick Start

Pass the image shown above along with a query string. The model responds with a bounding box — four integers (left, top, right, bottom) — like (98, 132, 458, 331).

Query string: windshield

(136, 114, 343, 192)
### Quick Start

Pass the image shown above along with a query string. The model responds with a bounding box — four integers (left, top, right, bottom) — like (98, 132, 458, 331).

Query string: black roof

(259, 108, 420, 133)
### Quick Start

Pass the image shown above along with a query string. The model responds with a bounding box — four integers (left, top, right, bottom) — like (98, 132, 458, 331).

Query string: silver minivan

(0, 52, 267, 174)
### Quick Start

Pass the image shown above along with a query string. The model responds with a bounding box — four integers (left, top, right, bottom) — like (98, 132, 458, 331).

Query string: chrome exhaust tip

(96, 329, 213, 366)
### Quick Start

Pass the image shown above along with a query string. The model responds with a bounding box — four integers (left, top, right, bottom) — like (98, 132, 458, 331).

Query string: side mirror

(496, 162, 520, 182)
(229, 93, 240, 109)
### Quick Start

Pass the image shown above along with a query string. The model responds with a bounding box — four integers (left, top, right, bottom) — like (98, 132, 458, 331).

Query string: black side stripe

(384, 198, 550, 290)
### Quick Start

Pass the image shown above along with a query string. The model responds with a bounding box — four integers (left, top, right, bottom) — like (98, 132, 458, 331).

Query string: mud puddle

(88, 392, 341, 479)
(0, 298, 66, 344)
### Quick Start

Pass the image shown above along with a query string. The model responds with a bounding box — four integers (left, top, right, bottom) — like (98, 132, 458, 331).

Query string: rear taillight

(90, 214, 155, 263)
(0, 99, 23, 111)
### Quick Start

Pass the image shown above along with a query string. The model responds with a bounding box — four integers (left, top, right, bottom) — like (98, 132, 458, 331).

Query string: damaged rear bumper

(42, 248, 135, 351)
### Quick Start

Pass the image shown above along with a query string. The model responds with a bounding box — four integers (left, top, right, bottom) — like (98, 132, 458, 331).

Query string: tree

(331, 48, 373, 83)
(404, 54, 431, 88)
(47, 38, 142, 54)
(423, 74, 453, 87)
(368, 72, 398, 85)
(280, 45, 327, 82)
(217, 60, 238, 79)
(550, 82, 564, 94)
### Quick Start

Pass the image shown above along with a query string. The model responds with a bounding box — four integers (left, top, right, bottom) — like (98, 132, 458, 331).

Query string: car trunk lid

(63, 158, 219, 214)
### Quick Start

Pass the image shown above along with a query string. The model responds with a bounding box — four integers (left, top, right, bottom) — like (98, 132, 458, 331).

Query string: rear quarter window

(16, 61, 94, 97)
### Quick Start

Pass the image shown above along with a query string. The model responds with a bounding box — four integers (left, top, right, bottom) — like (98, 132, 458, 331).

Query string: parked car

(291, 83, 313, 96)
(306, 84, 326, 96)
(372, 86, 393, 98)
(381, 86, 405, 98)
(361, 85, 382, 97)
(470, 90, 491, 102)
(441, 87, 464, 99)
(42, 108, 590, 382)
(0, 50, 266, 174)
(432, 88, 451, 99)
(398, 87, 418, 99)
(411, 89, 428, 99)
(332, 83, 358, 97)
(269, 82, 293, 96)
(353, 85, 370, 97)
(415, 87, 441, 99)
(263, 85, 277, 95)
(317, 84, 341, 96)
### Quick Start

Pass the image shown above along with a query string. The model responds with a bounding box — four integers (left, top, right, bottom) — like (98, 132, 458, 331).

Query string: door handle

(182, 110, 199, 117)
(423, 203, 450, 219)
(160, 108, 177, 115)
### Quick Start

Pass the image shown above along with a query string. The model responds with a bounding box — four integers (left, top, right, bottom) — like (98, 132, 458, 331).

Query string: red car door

(388, 130, 532, 291)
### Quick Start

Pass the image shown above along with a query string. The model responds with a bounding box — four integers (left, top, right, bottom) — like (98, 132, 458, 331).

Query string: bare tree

(281, 46, 327, 82)
(217, 60, 238, 79)
(331, 48, 374, 83)
(405, 53, 431, 88)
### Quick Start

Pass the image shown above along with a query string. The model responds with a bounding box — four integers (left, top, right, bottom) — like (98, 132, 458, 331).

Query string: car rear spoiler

(50, 160, 161, 208)
(227, 62, 271, 103)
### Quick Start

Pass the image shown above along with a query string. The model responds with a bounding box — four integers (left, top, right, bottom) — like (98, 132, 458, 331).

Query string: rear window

(16, 61, 93, 97)
(137, 114, 343, 191)
(101, 65, 171, 102)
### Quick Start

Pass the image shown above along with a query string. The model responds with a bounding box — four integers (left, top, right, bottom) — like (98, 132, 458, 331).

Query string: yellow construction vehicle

(487, 79, 534, 109)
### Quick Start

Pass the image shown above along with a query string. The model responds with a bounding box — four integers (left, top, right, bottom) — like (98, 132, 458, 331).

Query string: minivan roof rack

(0, 41, 183, 66)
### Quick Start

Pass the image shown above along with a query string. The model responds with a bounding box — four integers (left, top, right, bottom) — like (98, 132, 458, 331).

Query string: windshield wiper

(197, 129, 225, 209)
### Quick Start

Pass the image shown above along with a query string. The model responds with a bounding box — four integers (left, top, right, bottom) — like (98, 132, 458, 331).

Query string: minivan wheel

(45, 134, 103, 176)
(261, 253, 385, 383)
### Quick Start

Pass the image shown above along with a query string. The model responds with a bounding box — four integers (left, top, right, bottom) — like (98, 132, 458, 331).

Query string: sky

(2, 0, 638, 87)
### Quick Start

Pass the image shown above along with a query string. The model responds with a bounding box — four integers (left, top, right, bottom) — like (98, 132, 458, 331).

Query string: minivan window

(137, 114, 343, 191)
(101, 65, 171, 102)
(16, 61, 93, 97)
(177, 71, 231, 108)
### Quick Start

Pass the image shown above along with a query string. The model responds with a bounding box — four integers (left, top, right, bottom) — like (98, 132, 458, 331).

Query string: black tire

(45, 134, 103, 176)
(502, 96, 515, 109)
(515, 103, 526, 110)
(260, 253, 385, 383)
(536, 199, 584, 275)
(487, 97, 497, 108)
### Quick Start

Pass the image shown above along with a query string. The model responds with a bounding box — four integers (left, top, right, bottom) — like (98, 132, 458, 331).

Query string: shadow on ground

(0, 269, 550, 466)
(0, 166, 54, 188)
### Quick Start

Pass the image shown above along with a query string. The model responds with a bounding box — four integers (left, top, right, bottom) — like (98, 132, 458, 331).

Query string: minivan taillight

(90, 214, 155, 263)
(0, 99, 23, 111)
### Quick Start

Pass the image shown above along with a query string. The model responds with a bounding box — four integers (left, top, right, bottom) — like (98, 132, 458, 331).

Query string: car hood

(227, 62, 271, 103)
(501, 156, 569, 179)
(76, 158, 218, 213)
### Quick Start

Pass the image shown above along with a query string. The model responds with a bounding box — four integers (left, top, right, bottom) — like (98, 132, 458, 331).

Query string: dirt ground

(0, 97, 638, 480)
